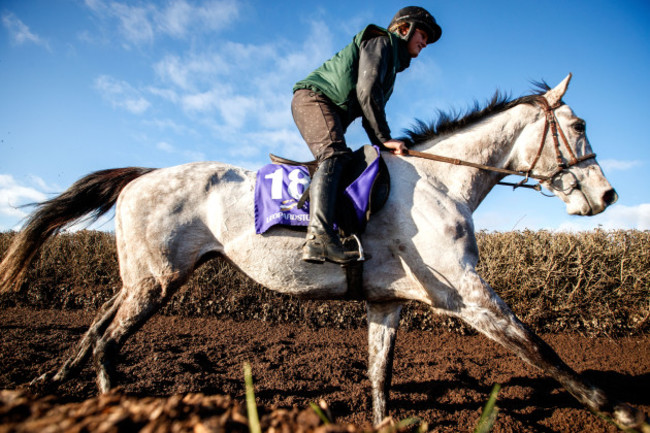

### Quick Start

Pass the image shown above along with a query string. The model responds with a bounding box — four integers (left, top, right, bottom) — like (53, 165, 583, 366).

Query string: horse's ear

(545, 73, 572, 106)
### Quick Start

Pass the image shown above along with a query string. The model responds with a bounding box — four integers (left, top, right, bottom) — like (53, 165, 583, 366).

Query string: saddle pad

(255, 164, 311, 234)
(344, 149, 381, 223)
(254, 146, 381, 234)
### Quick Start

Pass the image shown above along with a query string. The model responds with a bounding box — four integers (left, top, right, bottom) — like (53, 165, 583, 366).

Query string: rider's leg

(291, 89, 359, 264)
(302, 152, 357, 263)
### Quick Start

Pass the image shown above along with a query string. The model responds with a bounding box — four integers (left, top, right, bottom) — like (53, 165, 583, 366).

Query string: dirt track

(1, 307, 648, 432)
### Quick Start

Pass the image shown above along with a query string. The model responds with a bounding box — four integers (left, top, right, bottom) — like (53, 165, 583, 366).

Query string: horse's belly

(223, 232, 350, 299)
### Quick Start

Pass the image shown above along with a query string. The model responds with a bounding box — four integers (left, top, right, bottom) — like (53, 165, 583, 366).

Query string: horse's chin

(566, 204, 592, 216)
(564, 192, 596, 216)
(565, 195, 606, 216)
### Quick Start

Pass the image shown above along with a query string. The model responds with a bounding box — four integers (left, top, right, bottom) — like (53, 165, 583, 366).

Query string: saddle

(269, 145, 391, 236)
(268, 145, 391, 300)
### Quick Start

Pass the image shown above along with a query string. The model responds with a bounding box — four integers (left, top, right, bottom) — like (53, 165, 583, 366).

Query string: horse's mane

(402, 81, 552, 147)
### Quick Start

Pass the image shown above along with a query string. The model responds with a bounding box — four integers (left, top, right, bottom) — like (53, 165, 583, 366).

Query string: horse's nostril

(603, 189, 618, 206)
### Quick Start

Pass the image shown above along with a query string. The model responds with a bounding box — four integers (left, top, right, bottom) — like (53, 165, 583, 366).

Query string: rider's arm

(356, 36, 393, 148)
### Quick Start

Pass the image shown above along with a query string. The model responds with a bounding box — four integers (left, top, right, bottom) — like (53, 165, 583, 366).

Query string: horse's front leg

(456, 270, 647, 430)
(367, 301, 403, 426)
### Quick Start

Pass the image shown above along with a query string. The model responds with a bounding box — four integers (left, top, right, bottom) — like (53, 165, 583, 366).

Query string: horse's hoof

(614, 403, 648, 431)
(25, 371, 60, 395)
(29, 372, 51, 386)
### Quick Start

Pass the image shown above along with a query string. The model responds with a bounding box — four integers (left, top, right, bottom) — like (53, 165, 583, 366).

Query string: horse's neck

(412, 105, 535, 212)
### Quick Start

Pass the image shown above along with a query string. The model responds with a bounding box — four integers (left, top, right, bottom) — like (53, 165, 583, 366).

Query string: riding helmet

(389, 6, 442, 44)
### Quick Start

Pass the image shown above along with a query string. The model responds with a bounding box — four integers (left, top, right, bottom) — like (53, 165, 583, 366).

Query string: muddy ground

(1, 307, 648, 432)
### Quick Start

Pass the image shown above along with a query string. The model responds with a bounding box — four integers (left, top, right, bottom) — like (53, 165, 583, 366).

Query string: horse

(0, 74, 646, 430)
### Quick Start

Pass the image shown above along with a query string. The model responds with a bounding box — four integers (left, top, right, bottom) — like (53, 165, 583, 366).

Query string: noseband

(406, 96, 597, 192)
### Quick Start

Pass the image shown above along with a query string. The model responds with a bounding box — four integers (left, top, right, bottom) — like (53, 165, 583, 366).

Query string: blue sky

(1, 0, 649, 232)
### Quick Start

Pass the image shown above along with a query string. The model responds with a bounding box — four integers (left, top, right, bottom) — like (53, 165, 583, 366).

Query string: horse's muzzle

(603, 188, 618, 207)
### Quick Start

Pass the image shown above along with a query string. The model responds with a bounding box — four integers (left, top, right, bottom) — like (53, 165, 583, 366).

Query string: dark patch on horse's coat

(222, 169, 244, 183)
(206, 169, 245, 192)
(445, 221, 466, 240)
(172, 202, 185, 215)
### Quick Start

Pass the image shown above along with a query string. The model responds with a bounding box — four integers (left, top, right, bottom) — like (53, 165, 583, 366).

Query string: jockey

(292, 6, 442, 264)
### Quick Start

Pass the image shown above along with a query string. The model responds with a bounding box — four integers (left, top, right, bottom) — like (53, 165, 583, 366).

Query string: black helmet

(389, 6, 442, 44)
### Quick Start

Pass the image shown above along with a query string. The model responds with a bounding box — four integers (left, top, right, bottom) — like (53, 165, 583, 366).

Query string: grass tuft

(474, 384, 501, 433)
(243, 362, 261, 433)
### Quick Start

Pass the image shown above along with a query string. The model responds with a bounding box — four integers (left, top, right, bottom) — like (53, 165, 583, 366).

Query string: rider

(292, 6, 442, 264)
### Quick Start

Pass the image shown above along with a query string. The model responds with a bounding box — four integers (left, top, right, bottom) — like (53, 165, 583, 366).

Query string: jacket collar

(396, 38, 412, 72)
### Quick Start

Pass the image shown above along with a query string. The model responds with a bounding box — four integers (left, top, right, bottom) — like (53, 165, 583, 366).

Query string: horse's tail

(0, 167, 156, 293)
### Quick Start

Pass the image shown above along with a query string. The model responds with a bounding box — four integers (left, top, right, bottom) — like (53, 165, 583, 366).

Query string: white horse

(1, 74, 646, 430)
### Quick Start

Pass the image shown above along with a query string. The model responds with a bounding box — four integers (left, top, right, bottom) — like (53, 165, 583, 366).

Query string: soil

(0, 307, 648, 432)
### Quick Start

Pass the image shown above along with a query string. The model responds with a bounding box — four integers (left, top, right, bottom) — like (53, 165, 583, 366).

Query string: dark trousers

(291, 89, 352, 162)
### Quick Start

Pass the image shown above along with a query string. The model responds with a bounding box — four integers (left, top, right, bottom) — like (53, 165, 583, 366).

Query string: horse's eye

(573, 121, 586, 134)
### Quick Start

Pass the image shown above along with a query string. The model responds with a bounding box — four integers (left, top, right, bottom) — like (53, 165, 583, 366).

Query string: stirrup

(341, 234, 365, 262)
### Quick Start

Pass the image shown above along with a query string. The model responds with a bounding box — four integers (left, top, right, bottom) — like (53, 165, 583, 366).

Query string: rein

(405, 96, 596, 192)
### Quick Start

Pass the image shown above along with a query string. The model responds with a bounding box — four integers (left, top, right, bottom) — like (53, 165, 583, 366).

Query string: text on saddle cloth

(254, 146, 383, 234)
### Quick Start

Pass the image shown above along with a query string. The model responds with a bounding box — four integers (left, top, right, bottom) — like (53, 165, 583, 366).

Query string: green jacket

(294, 25, 411, 145)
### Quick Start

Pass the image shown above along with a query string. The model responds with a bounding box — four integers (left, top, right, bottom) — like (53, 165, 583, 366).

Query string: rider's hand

(383, 139, 407, 155)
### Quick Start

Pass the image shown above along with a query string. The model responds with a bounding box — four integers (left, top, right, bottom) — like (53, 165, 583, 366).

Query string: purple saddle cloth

(255, 146, 383, 234)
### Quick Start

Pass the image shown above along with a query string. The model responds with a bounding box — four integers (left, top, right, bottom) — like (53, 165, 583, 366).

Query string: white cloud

(145, 18, 336, 135)
(144, 117, 198, 137)
(84, 0, 156, 46)
(259, 20, 335, 85)
(27, 175, 60, 193)
(147, 86, 179, 103)
(154, 53, 228, 91)
(599, 159, 643, 172)
(247, 128, 308, 158)
(0, 174, 48, 228)
(86, 15, 338, 166)
(556, 203, 650, 231)
(156, 0, 193, 38)
(84, 0, 240, 46)
(0, 175, 114, 232)
(95, 75, 151, 114)
(156, 0, 239, 38)
(156, 141, 175, 153)
(181, 88, 221, 113)
(218, 95, 259, 129)
(156, 141, 205, 162)
(2, 12, 50, 50)
(116, 2, 155, 45)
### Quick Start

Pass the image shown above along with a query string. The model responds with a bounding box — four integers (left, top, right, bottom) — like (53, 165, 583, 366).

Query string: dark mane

(401, 81, 552, 147)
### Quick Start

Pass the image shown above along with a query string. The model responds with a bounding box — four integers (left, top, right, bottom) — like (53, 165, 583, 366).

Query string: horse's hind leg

(31, 291, 124, 388)
(92, 274, 184, 392)
(456, 271, 645, 428)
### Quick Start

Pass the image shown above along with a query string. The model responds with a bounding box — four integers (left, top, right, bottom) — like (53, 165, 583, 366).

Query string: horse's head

(519, 74, 618, 216)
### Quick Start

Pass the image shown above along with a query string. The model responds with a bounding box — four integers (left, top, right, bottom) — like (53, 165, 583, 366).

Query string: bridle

(405, 96, 597, 192)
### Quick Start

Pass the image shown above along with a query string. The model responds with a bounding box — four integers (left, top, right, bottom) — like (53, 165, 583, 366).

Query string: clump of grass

(308, 402, 331, 425)
(474, 384, 501, 433)
(243, 362, 261, 433)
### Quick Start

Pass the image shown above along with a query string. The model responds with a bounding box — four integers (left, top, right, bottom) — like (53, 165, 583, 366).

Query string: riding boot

(302, 155, 359, 264)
